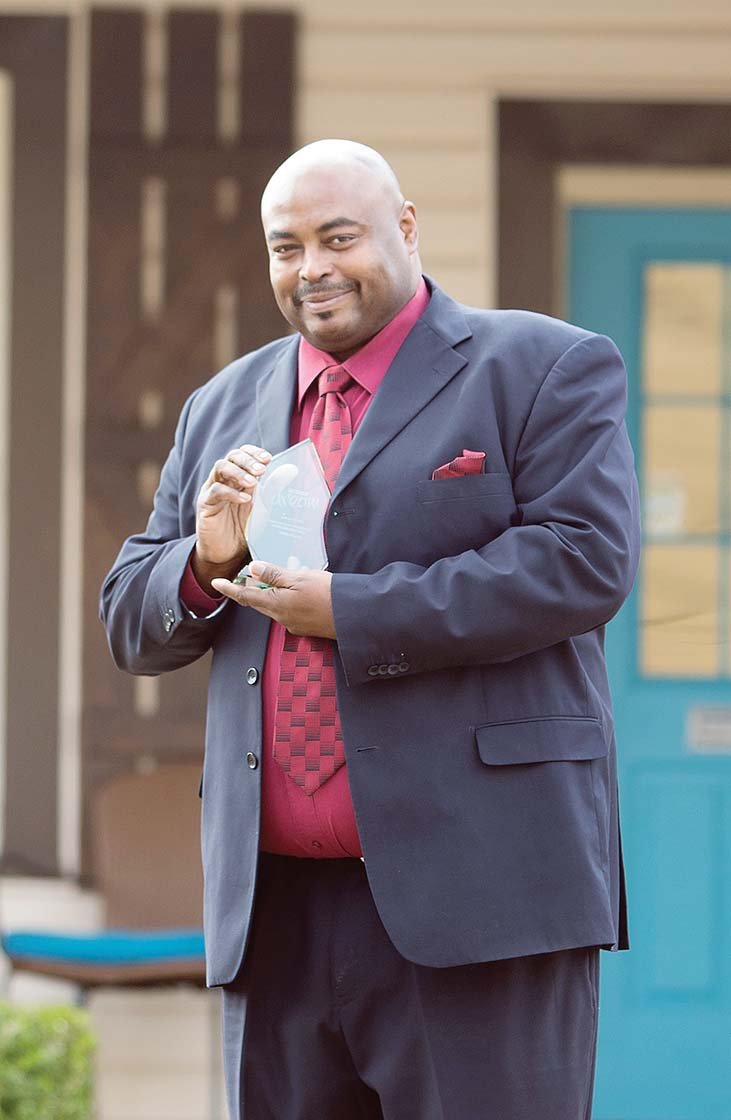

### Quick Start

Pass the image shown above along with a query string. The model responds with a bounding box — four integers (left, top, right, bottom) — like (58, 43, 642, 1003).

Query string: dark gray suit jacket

(101, 281, 640, 987)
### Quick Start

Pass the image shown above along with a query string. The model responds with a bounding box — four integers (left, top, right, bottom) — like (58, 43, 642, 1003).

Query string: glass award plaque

(234, 439, 330, 582)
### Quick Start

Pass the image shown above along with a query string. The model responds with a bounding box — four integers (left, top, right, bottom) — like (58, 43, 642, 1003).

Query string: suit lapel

(255, 337, 299, 455)
(331, 286, 472, 503)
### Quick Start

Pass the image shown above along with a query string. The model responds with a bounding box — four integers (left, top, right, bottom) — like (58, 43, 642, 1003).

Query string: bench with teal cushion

(2, 927, 206, 987)
(1, 764, 207, 989)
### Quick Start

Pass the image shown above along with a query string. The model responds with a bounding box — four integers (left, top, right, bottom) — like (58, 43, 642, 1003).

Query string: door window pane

(639, 261, 730, 679)
(644, 405, 720, 537)
(642, 545, 720, 677)
(643, 263, 723, 398)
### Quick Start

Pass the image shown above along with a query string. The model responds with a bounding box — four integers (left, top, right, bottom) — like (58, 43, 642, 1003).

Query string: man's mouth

(296, 287, 355, 312)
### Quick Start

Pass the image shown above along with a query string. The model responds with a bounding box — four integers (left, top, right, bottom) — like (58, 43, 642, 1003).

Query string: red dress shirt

(181, 278, 430, 857)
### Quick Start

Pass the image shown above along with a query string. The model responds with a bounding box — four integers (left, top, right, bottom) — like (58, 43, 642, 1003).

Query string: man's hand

(192, 445, 272, 592)
(211, 562, 336, 639)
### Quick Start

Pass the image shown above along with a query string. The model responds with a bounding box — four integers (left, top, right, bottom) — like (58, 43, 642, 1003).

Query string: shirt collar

(297, 276, 430, 405)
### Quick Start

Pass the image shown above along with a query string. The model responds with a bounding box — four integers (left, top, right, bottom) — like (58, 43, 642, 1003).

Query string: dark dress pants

(221, 853, 599, 1120)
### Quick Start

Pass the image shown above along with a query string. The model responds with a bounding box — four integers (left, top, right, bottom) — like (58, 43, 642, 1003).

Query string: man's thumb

(248, 560, 282, 587)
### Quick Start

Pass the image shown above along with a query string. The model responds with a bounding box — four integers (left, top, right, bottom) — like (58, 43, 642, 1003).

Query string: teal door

(567, 209, 731, 1120)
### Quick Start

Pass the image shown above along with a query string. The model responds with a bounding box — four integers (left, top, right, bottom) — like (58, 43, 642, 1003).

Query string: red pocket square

(431, 449, 486, 480)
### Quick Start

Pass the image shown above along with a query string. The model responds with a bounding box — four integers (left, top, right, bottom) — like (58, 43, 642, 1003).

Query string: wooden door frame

(498, 100, 731, 316)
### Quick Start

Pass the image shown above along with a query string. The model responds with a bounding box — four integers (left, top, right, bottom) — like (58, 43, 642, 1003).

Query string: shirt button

(332, 510, 339, 518)
(162, 608, 175, 633)
(245, 752, 258, 769)
(246, 667, 259, 685)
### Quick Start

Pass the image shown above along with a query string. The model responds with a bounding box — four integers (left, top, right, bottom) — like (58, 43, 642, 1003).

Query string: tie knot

(318, 365, 352, 397)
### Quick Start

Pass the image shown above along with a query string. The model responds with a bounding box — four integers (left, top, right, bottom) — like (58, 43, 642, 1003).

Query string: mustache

(293, 282, 356, 305)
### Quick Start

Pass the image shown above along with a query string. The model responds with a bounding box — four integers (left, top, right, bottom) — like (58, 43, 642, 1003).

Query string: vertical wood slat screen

(83, 8, 296, 875)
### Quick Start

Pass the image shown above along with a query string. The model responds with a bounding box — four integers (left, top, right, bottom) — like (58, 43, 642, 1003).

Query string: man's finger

(210, 577, 277, 614)
(237, 445, 272, 463)
(200, 482, 252, 508)
(224, 446, 272, 477)
(210, 578, 249, 605)
(248, 561, 290, 587)
(214, 462, 261, 490)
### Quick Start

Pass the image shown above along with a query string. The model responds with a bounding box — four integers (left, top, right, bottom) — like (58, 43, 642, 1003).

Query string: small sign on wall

(686, 707, 731, 753)
(645, 471, 686, 536)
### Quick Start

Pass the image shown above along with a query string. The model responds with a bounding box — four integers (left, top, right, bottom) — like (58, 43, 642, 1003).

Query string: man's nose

(299, 246, 333, 282)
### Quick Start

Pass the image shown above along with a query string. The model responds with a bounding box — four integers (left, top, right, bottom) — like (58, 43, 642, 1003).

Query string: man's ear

(400, 201, 419, 252)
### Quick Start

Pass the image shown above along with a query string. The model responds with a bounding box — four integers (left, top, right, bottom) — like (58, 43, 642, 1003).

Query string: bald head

(261, 139, 422, 359)
(261, 140, 404, 220)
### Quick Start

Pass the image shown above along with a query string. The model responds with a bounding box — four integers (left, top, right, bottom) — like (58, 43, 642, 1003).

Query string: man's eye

(328, 236, 355, 246)
(272, 245, 298, 256)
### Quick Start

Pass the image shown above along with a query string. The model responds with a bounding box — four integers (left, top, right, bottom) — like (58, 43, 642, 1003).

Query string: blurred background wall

(0, 2, 729, 1118)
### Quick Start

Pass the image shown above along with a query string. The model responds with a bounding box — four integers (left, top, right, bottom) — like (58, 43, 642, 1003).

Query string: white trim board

(57, 9, 89, 877)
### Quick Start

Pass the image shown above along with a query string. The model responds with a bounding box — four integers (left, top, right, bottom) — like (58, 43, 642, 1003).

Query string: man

(101, 139, 640, 1119)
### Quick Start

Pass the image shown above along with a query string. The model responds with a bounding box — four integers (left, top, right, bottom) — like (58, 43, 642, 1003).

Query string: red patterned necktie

(272, 365, 353, 794)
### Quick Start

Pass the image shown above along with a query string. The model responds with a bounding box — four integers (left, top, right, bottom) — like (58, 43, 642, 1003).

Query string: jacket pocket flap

(475, 717, 608, 765)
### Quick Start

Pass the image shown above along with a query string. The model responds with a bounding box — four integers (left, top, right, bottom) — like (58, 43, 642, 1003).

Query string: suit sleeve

(331, 333, 641, 684)
(99, 390, 230, 675)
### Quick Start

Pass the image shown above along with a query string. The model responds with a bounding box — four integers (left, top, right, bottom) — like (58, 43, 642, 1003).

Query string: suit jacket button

(378, 664, 389, 675)
(367, 666, 379, 676)
(398, 662, 410, 672)
(387, 664, 399, 675)
(246, 667, 259, 685)
(246, 752, 258, 769)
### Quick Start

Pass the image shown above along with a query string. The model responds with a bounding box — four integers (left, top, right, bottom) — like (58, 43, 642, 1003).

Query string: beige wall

(293, 0, 731, 307)
(299, 6, 729, 301)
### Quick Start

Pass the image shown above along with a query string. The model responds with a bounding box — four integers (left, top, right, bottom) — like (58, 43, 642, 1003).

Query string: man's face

(262, 164, 419, 359)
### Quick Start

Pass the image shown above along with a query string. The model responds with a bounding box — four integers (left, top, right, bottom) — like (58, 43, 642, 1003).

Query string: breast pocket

(415, 473, 516, 561)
